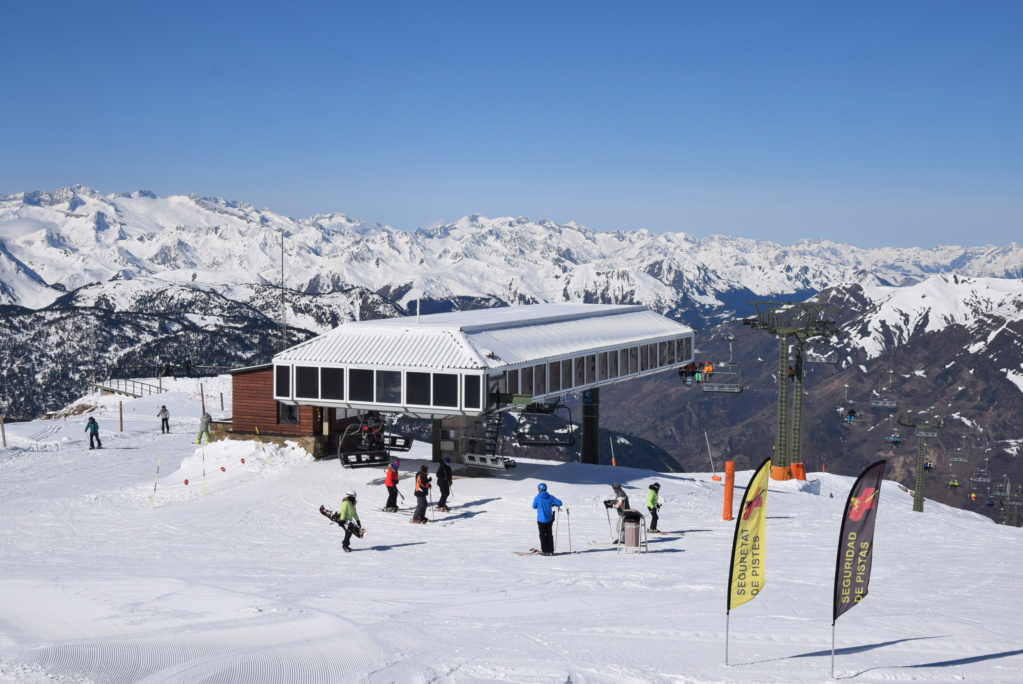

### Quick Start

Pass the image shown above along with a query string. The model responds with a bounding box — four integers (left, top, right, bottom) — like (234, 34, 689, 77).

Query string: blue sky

(3, 1, 1021, 248)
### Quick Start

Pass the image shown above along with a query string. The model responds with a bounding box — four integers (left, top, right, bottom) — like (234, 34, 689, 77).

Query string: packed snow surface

(1, 390, 1021, 683)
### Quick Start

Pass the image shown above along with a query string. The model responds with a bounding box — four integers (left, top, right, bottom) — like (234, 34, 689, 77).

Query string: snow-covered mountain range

(3, 185, 1023, 324)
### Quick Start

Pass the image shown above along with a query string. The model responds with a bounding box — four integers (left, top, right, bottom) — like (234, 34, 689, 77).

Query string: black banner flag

(833, 459, 886, 622)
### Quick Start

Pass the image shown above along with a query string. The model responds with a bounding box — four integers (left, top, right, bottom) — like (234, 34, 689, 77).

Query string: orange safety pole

(792, 462, 806, 480)
(723, 461, 735, 521)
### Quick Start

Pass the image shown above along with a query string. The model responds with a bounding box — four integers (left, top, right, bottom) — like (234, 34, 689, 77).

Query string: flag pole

(831, 621, 836, 679)
(725, 611, 730, 666)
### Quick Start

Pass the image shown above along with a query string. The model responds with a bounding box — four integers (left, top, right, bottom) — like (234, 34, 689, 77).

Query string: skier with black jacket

(436, 457, 453, 511)
(412, 465, 431, 523)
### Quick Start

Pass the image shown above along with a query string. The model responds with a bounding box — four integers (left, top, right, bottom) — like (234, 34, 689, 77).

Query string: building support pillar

(581, 388, 600, 465)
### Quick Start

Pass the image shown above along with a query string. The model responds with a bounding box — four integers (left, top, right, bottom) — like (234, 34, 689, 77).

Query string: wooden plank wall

(231, 368, 317, 436)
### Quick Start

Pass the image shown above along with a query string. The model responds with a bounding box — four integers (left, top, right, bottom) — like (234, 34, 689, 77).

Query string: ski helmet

(651, 482, 660, 491)
(537, 483, 547, 492)
(443, 456, 451, 464)
(392, 461, 400, 468)
(612, 482, 621, 489)
(346, 489, 357, 497)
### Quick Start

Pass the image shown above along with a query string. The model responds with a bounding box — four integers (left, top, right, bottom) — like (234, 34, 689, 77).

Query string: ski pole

(398, 489, 405, 502)
(605, 505, 614, 541)
(201, 443, 207, 495)
(255, 426, 269, 464)
(151, 457, 161, 509)
(554, 507, 560, 552)
(567, 507, 572, 553)
(429, 487, 434, 521)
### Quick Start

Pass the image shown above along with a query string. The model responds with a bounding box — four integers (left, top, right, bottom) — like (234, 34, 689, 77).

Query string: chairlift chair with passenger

(694, 335, 744, 393)
(337, 414, 413, 468)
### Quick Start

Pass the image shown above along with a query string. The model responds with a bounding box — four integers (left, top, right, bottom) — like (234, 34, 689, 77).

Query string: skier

(531, 483, 562, 556)
(436, 457, 453, 511)
(157, 405, 170, 434)
(611, 482, 630, 543)
(384, 461, 400, 512)
(197, 411, 212, 444)
(412, 465, 431, 523)
(647, 482, 662, 532)
(84, 417, 102, 450)
(339, 490, 361, 553)
(845, 409, 857, 424)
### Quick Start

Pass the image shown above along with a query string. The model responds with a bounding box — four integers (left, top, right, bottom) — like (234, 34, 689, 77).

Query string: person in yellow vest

(339, 490, 361, 553)
(647, 482, 662, 532)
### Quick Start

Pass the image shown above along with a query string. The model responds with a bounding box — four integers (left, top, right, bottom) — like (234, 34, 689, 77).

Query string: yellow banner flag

(727, 457, 771, 612)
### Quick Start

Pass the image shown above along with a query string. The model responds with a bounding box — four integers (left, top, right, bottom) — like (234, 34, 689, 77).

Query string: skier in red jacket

(384, 461, 400, 512)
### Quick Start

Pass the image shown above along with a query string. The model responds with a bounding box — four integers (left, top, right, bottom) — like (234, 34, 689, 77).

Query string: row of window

(275, 365, 483, 410)
(275, 336, 691, 411)
(498, 337, 692, 397)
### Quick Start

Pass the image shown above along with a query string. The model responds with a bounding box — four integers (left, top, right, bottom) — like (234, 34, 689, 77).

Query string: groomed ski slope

(1, 387, 1021, 683)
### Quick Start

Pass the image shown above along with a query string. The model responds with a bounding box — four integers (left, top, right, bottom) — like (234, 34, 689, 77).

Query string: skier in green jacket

(647, 482, 662, 533)
(339, 490, 361, 553)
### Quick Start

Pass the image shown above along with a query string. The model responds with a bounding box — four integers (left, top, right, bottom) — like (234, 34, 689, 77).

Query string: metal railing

(98, 378, 168, 397)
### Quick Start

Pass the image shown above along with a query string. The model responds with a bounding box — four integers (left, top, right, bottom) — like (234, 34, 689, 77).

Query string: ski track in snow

(2, 392, 1022, 683)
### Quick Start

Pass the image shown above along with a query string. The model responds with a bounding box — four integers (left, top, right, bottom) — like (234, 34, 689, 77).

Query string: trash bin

(620, 509, 645, 551)
(624, 519, 641, 547)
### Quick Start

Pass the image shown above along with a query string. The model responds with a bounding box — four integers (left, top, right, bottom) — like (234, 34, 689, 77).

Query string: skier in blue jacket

(531, 483, 563, 556)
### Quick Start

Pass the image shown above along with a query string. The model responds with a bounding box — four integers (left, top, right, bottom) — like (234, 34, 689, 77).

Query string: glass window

(574, 357, 585, 386)
(274, 365, 290, 397)
(548, 361, 561, 393)
(585, 355, 596, 384)
(533, 364, 546, 396)
(659, 341, 671, 367)
(506, 368, 519, 395)
(321, 367, 345, 400)
(407, 372, 431, 405)
(464, 375, 482, 409)
(640, 346, 649, 371)
(278, 402, 298, 424)
(377, 370, 401, 404)
(521, 366, 533, 396)
(629, 347, 638, 374)
(649, 343, 659, 368)
(433, 373, 458, 407)
(562, 359, 574, 389)
(349, 369, 374, 402)
(609, 350, 619, 378)
(296, 366, 319, 399)
(598, 352, 608, 380)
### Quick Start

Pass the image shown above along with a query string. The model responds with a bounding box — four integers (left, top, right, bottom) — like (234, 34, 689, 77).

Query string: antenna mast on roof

(278, 229, 287, 352)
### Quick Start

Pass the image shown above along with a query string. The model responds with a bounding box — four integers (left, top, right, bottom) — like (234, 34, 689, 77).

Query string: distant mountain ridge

(3, 186, 1023, 326)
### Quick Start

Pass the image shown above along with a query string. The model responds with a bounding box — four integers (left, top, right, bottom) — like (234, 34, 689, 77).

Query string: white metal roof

(274, 303, 693, 371)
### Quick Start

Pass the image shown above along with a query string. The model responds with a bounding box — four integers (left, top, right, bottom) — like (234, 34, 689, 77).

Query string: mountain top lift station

(271, 304, 695, 468)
